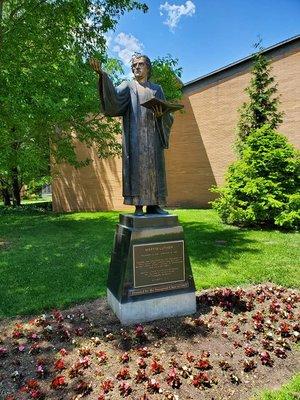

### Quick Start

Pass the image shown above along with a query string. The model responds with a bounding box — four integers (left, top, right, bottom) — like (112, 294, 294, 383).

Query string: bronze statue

(90, 54, 174, 216)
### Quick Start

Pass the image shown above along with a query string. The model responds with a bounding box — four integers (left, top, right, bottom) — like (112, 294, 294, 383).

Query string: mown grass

(252, 373, 300, 400)
(0, 208, 299, 318)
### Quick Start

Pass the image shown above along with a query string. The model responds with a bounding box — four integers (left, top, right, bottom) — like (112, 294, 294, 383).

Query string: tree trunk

(11, 166, 21, 206)
(0, 1, 3, 42)
(2, 187, 11, 206)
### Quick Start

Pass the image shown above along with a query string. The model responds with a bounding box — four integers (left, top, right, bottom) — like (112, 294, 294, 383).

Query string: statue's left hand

(152, 104, 164, 118)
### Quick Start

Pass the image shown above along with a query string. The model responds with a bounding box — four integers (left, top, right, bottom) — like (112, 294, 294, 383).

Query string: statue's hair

(131, 53, 152, 79)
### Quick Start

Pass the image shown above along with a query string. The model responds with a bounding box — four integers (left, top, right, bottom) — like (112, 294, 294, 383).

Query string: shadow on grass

(180, 219, 257, 269)
(0, 209, 258, 318)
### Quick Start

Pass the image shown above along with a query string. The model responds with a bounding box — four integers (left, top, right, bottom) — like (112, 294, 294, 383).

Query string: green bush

(212, 125, 300, 230)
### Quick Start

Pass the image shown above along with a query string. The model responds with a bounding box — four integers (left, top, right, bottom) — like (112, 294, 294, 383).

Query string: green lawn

(252, 374, 300, 400)
(0, 208, 299, 318)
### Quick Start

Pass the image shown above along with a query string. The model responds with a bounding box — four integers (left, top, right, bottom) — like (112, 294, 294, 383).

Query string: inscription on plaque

(133, 240, 185, 290)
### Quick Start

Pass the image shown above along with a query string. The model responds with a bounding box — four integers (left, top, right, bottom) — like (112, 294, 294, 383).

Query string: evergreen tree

(212, 125, 300, 230)
(212, 44, 299, 230)
(236, 43, 284, 154)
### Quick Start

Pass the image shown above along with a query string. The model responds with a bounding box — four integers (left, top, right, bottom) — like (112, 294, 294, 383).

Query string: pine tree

(236, 43, 284, 154)
(211, 43, 300, 230)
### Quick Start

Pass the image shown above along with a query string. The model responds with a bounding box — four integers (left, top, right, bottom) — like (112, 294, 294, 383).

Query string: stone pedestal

(107, 214, 196, 325)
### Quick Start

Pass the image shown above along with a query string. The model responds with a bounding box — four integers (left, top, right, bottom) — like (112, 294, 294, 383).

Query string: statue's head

(131, 54, 152, 81)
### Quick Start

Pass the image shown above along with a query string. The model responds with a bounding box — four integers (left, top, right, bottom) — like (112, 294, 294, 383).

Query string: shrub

(211, 125, 300, 230)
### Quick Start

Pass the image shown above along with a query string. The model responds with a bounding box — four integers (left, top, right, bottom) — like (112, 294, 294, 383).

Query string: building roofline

(184, 35, 300, 89)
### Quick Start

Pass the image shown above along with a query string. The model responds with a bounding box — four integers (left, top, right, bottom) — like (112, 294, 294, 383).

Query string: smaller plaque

(133, 240, 185, 291)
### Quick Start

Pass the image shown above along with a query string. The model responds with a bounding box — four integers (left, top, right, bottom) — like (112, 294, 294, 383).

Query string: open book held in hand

(140, 97, 184, 114)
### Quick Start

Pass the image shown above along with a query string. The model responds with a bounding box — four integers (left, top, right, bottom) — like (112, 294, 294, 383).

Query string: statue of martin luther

(90, 54, 174, 216)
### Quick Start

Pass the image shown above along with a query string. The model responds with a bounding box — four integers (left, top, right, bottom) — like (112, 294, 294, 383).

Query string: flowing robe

(98, 72, 174, 206)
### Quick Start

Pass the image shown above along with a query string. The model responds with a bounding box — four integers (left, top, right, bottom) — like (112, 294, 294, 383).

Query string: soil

(0, 284, 299, 400)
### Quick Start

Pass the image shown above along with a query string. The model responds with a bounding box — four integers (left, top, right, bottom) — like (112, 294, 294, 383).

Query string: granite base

(107, 288, 196, 325)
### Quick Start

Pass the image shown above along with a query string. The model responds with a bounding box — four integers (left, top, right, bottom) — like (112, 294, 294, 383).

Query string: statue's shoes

(133, 205, 144, 216)
(146, 206, 169, 215)
(134, 210, 145, 217)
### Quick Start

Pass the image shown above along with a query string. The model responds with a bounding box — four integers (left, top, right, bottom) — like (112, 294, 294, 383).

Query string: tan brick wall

(53, 49, 300, 212)
(166, 50, 300, 207)
(52, 142, 129, 212)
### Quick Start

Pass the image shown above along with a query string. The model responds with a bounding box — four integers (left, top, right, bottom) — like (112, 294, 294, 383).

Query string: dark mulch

(0, 284, 299, 400)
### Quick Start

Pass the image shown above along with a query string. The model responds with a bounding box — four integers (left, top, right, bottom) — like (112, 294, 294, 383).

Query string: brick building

(52, 35, 300, 212)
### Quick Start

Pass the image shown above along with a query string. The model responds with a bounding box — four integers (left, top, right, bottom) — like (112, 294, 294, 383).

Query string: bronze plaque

(133, 240, 185, 290)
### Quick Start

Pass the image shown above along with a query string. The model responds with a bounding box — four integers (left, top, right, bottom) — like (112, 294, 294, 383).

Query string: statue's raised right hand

(89, 58, 102, 75)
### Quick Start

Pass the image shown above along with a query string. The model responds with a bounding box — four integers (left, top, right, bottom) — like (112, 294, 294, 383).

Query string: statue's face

(132, 57, 148, 81)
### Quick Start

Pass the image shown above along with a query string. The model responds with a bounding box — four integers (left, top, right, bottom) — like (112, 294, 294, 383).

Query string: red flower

(134, 369, 148, 383)
(79, 356, 90, 369)
(29, 389, 44, 399)
(12, 329, 23, 339)
(120, 352, 130, 363)
(243, 330, 255, 341)
(220, 319, 228, 326)
(59, 348, 68, 356)
(53, 310, 64, 322)
(192, 372, 212, 388)
(119, 381, 132, 396)
(269, 301, 281, 313)
(244, 346, 258, 357)
(96, 350, 108, 364)
(27, 379, 39, 389)
(150, 359, 164, 374)
(135, 324, 145, 337)
(252, 311, 264, 323)
(79, 347, 91, 356)
(194, 358, 212, 370)
(232, 324, 241, 333)
(274, 347, 287, 359)
(261, 339, 274, 351)
(137, 357, 147, 369)
(75, 327, 84, 336)
(254, 321, 264, 332)
(54, 358, 65, 371)
(278, 322, 291, 337)
(186, 352, 195, 363)
(74, 380, 93, 395)
(29, 343, 41, 354)
(101, 379, 114, 393)
(243, 359, 257, 372)
(147, 378, 160, 393)
(51, 375, 66, 389)
(116, 367, 131, 380)
(166, 368, 182, 388)
(219, 360, 231, 371)
(137, 347, 151, 358)
(260, 352, 274, 367)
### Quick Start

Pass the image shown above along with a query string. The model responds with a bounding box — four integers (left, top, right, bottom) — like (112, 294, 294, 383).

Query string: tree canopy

(150, 54, 183, 102)
(0, 0, 149, 204)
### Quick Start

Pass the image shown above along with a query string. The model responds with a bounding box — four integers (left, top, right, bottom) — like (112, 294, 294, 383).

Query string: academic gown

(98, 72, 174, 206)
